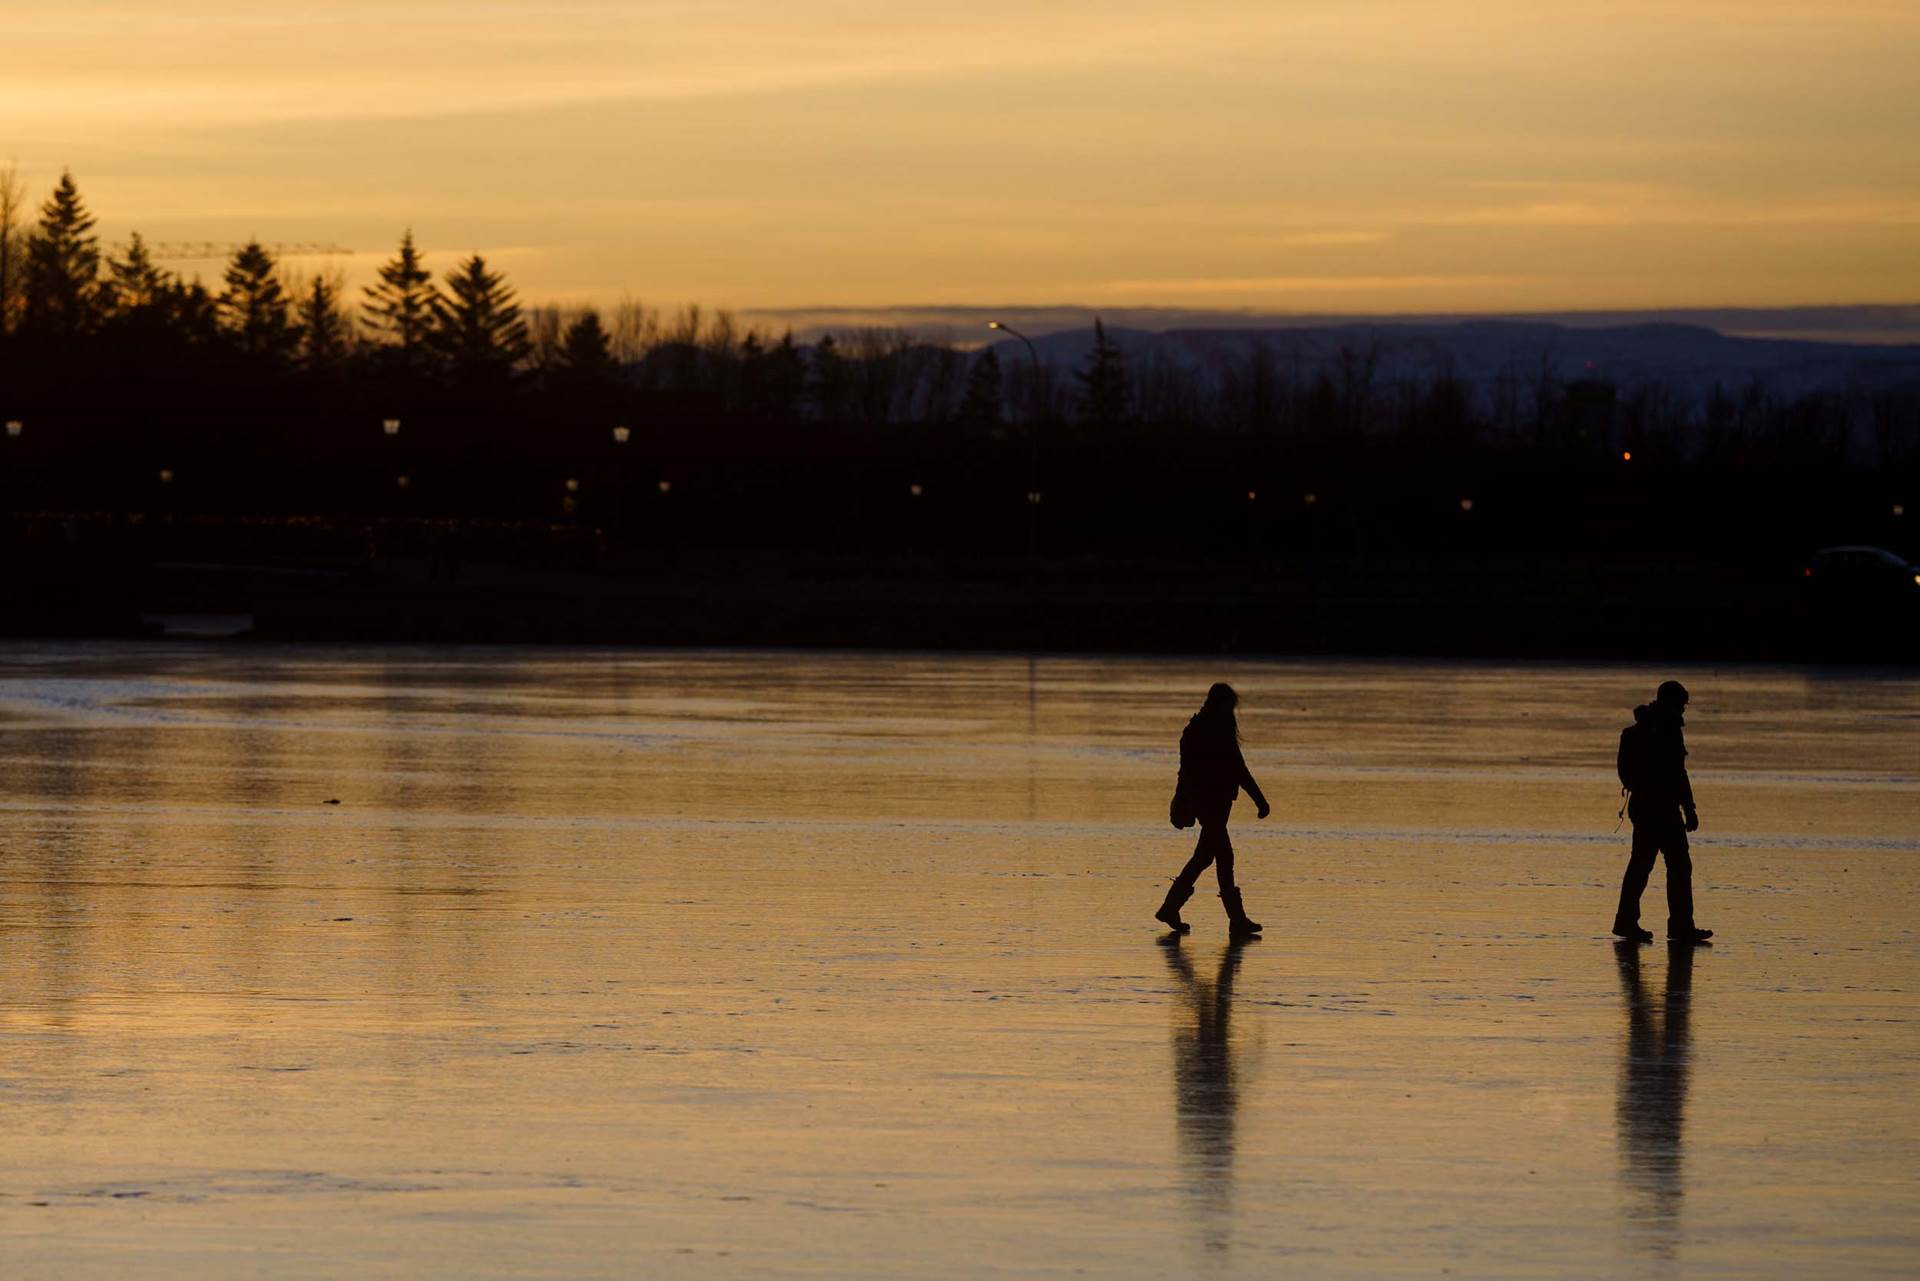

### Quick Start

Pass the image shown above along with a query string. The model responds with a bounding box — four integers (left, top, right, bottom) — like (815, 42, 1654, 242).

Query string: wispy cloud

(1232, 231, 1395, 248)
(1101, 275, 1526, 297)
(1425, 183, 1920, 228)
(2, 1, 1913, 310)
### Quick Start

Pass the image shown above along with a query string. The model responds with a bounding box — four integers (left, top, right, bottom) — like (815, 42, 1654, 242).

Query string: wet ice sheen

(0, 645, 1915, 1278)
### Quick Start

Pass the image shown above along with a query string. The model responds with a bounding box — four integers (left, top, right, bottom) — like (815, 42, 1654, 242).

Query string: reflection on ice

(1163, 938, 1254, 1257)
(1615, 940, 1696, 1259)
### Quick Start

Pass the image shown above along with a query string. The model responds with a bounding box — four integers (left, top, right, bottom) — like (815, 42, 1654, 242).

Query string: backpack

(1617, 722, 1647, 793)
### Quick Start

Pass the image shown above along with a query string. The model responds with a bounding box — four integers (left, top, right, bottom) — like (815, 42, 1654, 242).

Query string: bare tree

(0, 163, 25, 338)
(524, 303, 567, 370)
(607, 295, 660, 364)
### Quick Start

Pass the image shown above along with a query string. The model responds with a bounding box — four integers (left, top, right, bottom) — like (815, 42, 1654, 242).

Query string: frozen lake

(0, 645, 1915, 1278)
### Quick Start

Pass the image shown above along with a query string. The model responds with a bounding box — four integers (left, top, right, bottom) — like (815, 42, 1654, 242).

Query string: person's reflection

(1162, 938, 1250, 1256)
(1614, 940, 1695, 1258)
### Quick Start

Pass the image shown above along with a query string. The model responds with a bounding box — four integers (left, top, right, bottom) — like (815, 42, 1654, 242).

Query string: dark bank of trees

(1, 170, 1916, 572)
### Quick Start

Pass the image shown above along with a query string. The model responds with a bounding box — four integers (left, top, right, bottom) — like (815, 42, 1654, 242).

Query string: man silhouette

(1613, 680, 1712, 944)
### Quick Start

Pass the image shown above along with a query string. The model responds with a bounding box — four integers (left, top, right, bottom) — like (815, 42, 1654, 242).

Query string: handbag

(1169, 785, 1196, 830)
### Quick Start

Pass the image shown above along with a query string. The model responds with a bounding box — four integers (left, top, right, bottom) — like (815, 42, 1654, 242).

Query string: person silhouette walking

(1613, 680, 1713, 944)
(1157, 683, 1270, 937)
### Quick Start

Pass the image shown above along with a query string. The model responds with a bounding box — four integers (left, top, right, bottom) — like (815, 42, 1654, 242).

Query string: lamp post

(1, 421, 20, 522)
(988, 321, 1044, 558)
(609, 425, 632, 540)
(987, 320, 1042, 425)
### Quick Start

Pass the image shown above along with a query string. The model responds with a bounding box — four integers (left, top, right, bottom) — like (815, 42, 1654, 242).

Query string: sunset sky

(5, 0, 1916, 313)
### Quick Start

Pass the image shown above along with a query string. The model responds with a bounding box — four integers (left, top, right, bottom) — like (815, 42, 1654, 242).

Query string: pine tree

(218, 240, 299, 364)
(431, 254, 530, 378)
(809, 332, 851, 422)
(21, 169, 101, 343)
(1074, 317, 1127, 427)
(559, 309, 617, 377)
(737, 330, 765, 412)
(104, 232, 169, 314)
(959, 347, 1004, 430)
(362, 230, 440, 364)
(763, 331, 806, 419)
(165, 279, 221, 348)
(298, 275, 351, 369)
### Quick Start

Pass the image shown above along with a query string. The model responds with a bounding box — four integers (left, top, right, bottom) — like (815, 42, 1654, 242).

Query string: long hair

(1193, 681, 1241, 745)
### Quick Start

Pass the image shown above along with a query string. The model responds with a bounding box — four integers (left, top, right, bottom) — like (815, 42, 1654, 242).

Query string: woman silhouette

(1156, 682, 1271, 937)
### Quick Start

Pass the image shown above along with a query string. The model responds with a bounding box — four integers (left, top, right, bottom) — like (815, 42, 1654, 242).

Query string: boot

(1612, 918, 1653, 943)
(1155, 881, 1195, 934)
(1222, 887, 1263, 938)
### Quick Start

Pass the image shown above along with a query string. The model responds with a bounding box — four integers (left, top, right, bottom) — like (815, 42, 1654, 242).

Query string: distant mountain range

(745, 304, 1920, 347)
(986, 320, 1920, 403)
(741, 304, 1920, 404)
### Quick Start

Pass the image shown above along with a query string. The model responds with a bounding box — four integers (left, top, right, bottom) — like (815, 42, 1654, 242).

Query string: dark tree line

(0, 170, 1913, 570)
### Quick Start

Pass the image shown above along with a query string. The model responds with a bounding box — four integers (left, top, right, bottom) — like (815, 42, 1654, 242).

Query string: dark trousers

(1174, 823, 1237, 894)
(1616, 811, 1694, 930)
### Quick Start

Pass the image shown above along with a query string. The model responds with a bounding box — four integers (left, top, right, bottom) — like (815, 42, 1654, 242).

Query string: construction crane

(105, 241, 358, 261)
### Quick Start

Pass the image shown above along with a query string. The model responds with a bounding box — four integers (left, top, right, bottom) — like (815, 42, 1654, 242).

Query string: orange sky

(5, 1, 1917, 312)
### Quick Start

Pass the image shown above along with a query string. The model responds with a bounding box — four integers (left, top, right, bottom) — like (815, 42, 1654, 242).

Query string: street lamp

(612, 425, 631, 444)
(158, 468, 175, 484)
(382, 418, 401, 437)
(3, 420, 20, 439)
(987, 320, 1043, 425)
(990, 321, 1046, 557)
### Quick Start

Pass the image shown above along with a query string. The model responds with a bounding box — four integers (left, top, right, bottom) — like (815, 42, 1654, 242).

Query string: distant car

(1803, 545, 1920, 598)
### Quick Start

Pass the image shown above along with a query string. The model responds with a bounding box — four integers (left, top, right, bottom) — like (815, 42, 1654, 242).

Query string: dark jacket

(1618, 703, 1694, 819)
(1176, 715, 1267, 827)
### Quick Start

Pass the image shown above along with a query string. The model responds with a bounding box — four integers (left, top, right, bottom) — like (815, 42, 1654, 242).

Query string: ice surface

(0, 645, 1914, 1277)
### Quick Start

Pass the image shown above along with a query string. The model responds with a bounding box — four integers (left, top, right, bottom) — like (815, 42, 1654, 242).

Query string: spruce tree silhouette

(297, 275, 352, 371)
(1075, 316, 1128, 427)
(808, 332, 851, 424)
(559, 310, 618, 379)
(431, 254, 531, 381)
(22, 170, 101, 348)
(103, 233, 168, 313)
(362, 230, 441, 374)
(761, 331, 806, 419)
(960, 346, 1004, 433)
(218, 241, 299, 366)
